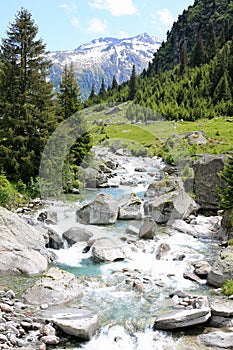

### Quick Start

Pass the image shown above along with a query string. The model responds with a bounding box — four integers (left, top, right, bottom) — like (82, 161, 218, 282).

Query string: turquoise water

(55, 258, 102, 276)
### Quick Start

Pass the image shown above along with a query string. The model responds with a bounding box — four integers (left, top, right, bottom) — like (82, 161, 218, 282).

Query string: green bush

(0, 174, 19, 208)
(222, 280, 233, 296)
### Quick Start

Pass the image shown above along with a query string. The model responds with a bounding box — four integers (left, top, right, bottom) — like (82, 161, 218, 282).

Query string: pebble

(0, 289, 58, 349)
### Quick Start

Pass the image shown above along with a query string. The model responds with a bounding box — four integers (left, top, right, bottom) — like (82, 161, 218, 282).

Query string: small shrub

(228, 238, 233, 246)
(222, 280, 233, 296)
(0, 174, 19, 209)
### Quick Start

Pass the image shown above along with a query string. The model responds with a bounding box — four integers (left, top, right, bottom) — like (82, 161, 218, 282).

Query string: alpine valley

(48, 33, 162, 99)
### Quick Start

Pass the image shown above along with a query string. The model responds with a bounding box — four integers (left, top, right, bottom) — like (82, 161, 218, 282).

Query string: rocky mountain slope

(48, 33, 161, 99)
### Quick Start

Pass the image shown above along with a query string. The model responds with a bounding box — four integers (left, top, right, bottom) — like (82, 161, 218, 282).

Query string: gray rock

(207, 246, 233, 287)
(172, 219, 218, 239)
(92, 237, 129, 262)
(211, 300, 233, 317)
(40, 335, 60, 345)
(155, 243, 171, 260)
(151, 190, 196, 224)
(139, 217, 156, 239)
(183, 271, 204, 284)
(198, 329, 233, 349)
(153, 307, 211, 330)
(145, 178, 178, 198)
(51, 310, 99, 340)
(118, 193, 142, 220)
(0, 206, 49, 276)
(186, 131, 207, 146)
(99, 163, 112, 173)
(105, 159, 118, 170)
(193, 154, 226, 210)
(76, 193, 119, 225)
(47, 227, 64, 250)
(209, 315, 233, 327)
(22, 267, 83, 305)
(193, 261, 212, 278)
(80, 167, 107, 188)
(62, 225, 93, 247)
(145, 178, 196, 224)
(125, 225, 139, 236)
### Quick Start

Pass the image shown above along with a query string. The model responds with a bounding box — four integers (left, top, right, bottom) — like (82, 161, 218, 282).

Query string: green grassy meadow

(84, 103, 233, 158)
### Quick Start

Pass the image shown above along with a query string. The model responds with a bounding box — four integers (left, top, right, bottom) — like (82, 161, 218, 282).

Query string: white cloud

(71, 17, 79, 27)
(89, 0, 138, 16)
(118, 30, 129, 38)
(156, 8, 174, 27)
(60, 2, 77, 14)
(88, 17, 108, 34)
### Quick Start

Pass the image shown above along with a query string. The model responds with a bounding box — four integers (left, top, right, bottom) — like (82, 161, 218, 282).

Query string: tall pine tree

(0, 8, 55, 184)
(128, 64, 137, 100)
(57, 62, 83, 120)
(56, 63, 92, 191)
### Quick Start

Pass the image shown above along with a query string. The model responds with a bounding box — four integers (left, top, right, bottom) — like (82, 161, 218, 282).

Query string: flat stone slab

(51, 310, 99, 340)
(211, 300, 233, 317)
(153, 307, 211, 330)
(22, 267, 83, 305)
(198, 330, 233, 349)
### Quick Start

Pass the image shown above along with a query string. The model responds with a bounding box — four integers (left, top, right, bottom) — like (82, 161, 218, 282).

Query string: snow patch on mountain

(48, 33, 162, 99)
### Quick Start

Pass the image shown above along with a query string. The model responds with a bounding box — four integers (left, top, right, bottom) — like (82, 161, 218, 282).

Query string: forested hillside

(89, 0, 233, 121)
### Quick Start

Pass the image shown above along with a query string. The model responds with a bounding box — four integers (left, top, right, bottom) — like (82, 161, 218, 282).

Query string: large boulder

(79, 167, 107, 188)
(144, 178, 196, 224)
(92, 237, 129, 262)
(0, 206, 49, 276)
(62, 225, 93, 247)
(145, 178, 178, 198)
(118, 193, 142, 220)
(51, 310, 100, 340)
(76, 193, 119, 225)
(193, 154, 226, 211)
(207, 246, 233, 287)
(150, 190, 195, 224)
(22, 267, 83, 305)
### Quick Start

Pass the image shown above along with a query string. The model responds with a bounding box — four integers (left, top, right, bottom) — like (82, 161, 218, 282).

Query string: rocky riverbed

(0, 147, 233, 349)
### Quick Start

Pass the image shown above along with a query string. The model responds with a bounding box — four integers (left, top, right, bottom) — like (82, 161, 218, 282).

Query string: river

(33, 151, 219, 349)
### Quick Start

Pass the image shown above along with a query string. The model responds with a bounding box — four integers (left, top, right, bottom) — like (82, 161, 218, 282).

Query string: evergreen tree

(89, 84, 95, 99)
(111, 75, 118, 90)
(128, 64, 137, 100)
(179, 41, 188, 75)
(58, 63, 83, 119)
(213, 70, 231, 103)
(219, 157, 233, 210)
(192, 34, 206, 67)
(56, 64, 91, 190)
(0, 8, 55, 184)
(98, 78, 106, 97)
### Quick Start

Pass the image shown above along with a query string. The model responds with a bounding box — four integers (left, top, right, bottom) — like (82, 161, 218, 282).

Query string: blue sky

(0, 0, 194, 51)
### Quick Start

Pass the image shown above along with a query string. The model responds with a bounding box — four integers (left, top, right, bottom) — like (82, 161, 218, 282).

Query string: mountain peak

(48, 33, 162, 99)
(75, 33, 162, 51)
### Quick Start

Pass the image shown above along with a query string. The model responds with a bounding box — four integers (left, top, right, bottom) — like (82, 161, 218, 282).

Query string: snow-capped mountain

(48, 33, 162, 99)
